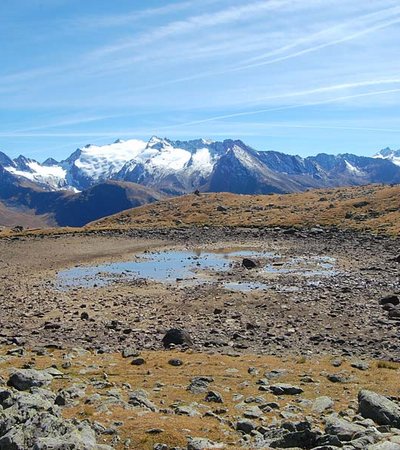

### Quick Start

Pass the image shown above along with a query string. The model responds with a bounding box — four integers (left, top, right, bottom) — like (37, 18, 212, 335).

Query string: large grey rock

(368, 443, 400, 450)
(128, 390, 157, 412)
(358, 389, 400, 428)
(325, 415, 366, 442)
(312, 396, 334, 414)
(188, 377, 214, 394)
(0, 412, 112, 450)
(8, 370, 52, 391)
(269, 429, 320, 448)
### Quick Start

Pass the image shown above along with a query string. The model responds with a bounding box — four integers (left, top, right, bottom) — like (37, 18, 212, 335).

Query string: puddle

(57, 250, 262, 290)
(57, 249, 337, 290)
(224, 281, 269, 292)
(264, 256, 337, 277)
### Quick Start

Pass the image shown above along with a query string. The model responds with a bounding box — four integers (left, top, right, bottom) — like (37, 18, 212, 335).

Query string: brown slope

(0, 201, 54, 228)
(90, 184, 400, 236)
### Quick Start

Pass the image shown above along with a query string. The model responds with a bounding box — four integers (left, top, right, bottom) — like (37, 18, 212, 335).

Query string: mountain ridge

(2, 137, 400, 195)
(1, 137, 400, 227)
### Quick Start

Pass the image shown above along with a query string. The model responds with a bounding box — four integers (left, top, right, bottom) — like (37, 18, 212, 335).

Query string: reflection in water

(57, 249, 337, 290)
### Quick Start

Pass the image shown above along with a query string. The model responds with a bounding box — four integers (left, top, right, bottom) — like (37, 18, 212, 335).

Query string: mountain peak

(147, 136, 169, 149)
(374, 147, 400, 166)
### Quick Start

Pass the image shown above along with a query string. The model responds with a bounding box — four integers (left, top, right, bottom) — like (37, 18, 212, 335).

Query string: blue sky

(1, 0, 400, 161)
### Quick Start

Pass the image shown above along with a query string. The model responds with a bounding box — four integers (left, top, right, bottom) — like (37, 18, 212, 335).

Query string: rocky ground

(0, 226, 399, 448)
(0, 346, 398, 449)
(0, 227, 398, 360)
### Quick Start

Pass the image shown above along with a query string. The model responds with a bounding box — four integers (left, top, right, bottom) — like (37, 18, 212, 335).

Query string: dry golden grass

(0, 184, 398, 238)
(1, 347, 399, 449)
(91, 184, 400, 236)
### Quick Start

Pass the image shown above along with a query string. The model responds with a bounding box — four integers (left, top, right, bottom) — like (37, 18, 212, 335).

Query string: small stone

(131, 358, 146, 366)
(351, 360, 370, 371)
(168, 359, 183, 367)
(205, 391, 223, 403)
(269, 384, 304, 395)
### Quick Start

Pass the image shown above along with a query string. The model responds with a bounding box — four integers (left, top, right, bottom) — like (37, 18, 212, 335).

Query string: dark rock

(131, 358, 146, 366)
(242, 258, 257, 269)
(380, 295, 400, 306)
(168, 359, 183, 367)
(270, 429, 320, 449)
(269, 384, 304, 395)
(162, 328, 193, 348)
(388, 308, 400, 319)
(236, 419, 255, 434)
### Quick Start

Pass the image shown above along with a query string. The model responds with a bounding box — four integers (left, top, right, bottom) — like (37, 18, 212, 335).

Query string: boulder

(312, 396, 334, 413)
(8, 370, 53, 391)
(358, 389, 400, 428)
(269, 429, 320, 448)
(236, 419, 255, 434)
(162, 328, 193, 348)
(324, 415, 366, 442)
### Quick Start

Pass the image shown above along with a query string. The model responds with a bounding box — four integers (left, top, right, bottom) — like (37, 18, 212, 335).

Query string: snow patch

(72, 139, 148, 179)
(344, 160, 363, 175)
(5, 161, 67, 189)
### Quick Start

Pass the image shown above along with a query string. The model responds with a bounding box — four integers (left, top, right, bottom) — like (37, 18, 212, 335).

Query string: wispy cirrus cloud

(2, 0, 400, 157)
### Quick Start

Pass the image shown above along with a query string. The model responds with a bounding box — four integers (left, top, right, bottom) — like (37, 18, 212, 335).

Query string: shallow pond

(57, 249, 337, 290)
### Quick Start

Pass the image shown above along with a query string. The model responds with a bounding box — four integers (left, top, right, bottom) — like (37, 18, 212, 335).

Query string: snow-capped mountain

(1, 137, 400, 196)
(4, 155, 68, 190)
(373, 147, 400, 166)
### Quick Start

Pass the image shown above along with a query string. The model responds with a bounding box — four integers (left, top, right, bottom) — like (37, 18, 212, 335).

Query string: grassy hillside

(92, 184, 400, 236)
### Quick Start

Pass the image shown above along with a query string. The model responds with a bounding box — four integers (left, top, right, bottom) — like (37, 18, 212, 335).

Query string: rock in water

(358, 389, 400, 428)
(162, 328, 193, 348)
(242, 258, 257, 269)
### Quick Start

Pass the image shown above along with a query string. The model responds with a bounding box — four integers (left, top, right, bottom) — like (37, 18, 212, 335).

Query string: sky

(1, 0, 400, 161)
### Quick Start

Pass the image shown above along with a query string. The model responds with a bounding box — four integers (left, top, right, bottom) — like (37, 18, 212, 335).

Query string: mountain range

(0, 137, 399, 227)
